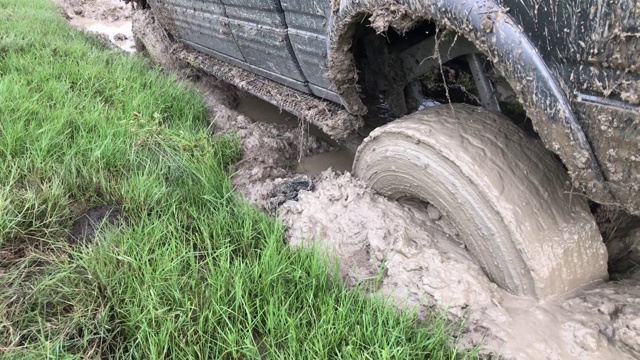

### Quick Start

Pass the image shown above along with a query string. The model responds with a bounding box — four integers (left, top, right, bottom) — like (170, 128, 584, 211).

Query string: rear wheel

(353, 104, 608, 299)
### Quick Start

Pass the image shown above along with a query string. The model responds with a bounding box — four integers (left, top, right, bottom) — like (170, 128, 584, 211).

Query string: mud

(69, 205, 128, 244)
(55, 0, 136, 52)
(281, 172, 640, 359)
(237, 94, 355, 176)
(354, 104, 609, 299)
(63, 1, 640, 359)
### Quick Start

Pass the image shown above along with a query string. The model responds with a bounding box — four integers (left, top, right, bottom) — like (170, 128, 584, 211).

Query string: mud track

(59, 1, 640, 359)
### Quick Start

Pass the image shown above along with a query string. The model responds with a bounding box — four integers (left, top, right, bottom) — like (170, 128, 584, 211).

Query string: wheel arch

(328, 0, 612, 205)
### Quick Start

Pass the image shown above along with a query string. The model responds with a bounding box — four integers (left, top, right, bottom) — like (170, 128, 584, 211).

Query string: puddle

(296, 150, 354, 175)
(58, 0, 136, 53)
(237, 94, 355, 175)
(237, 94, 298, 126)
(71, 17, 136, 52)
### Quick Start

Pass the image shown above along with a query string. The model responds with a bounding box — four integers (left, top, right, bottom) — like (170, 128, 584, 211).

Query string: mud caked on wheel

(354, 104, 608, 299)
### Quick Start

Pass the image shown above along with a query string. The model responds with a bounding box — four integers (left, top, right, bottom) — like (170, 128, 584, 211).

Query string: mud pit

(236, 94, 355, 176)
(55, 0, 136, 52)
(59, 1, 640, 358)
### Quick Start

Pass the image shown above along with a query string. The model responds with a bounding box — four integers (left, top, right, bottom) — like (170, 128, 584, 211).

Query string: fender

(328, 0, 612, 204)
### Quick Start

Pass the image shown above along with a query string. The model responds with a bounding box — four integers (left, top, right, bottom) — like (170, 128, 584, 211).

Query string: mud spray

(60, 1, 640, 359)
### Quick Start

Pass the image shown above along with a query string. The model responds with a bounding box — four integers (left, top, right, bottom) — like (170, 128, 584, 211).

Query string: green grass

(0, 0, 474, 358)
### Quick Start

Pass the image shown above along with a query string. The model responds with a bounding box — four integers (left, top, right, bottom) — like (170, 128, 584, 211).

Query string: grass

(0, 0, 474, 358)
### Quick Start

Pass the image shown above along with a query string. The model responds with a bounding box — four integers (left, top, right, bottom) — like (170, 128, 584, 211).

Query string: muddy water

(237, 94, 355, 175)
(56, 0, 136, 53)
(295, 150, 354, 175)
(237, 94, 297, 126)
(71, 17, 136, 52)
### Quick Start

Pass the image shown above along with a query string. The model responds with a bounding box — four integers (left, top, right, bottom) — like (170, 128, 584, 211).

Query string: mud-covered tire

(353, 104, 608, 299)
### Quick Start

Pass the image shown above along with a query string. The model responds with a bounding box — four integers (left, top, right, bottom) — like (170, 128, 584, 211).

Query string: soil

(57, 1, 640, 359)
(69, 205, 128, 244)
(54, 0, 137, 52)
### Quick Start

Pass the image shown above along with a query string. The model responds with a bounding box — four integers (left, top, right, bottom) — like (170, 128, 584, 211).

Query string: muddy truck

(129, 0, 640, 300)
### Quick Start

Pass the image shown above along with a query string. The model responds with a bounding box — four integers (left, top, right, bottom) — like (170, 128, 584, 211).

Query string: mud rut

(55, 0, 640, 358)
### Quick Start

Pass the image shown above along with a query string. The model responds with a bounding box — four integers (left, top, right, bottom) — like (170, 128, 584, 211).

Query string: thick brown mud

(237, 94, 355, 176)
(62, 1, 640, 359)
(55, 0, 136, 52)
(281, 172, 640, 359)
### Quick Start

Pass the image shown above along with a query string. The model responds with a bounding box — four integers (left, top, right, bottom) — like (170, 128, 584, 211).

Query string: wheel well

(328, 1, 608, 205)
(348, 17, 537, 138)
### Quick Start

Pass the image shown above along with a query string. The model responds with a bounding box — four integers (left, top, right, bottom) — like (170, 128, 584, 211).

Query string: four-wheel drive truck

(129, 0, 640, 300)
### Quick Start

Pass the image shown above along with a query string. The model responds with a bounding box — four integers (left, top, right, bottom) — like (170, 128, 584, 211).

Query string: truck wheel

(353, 104, 608, 299)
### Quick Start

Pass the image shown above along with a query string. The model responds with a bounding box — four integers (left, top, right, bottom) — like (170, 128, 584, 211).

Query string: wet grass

(0, 0, 474, 358)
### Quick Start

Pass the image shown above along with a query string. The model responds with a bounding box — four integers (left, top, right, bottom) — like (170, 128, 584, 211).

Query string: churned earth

(55, 0, 136, 52)
(55, 0, 640, 358)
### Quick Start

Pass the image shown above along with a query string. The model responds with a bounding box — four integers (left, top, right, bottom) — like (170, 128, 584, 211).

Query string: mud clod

(69, 205, 128, 245)
(368, 3, 417, 35)
(426, 204, 441, 220)
(267, 175, 314, 210)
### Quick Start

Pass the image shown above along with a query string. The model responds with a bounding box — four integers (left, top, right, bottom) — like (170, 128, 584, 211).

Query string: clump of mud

(279, 172, 640, 360)
(69, 205, 128, 245)
(222, 111, 329, 214)
(280, 172, 492, 305)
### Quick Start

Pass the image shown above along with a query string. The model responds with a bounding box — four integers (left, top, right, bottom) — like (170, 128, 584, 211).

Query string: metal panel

(222, 0, 286, 28)
(184, 40, 310, 93)
(279, 0, 328, 34)
(220, 0, 309, 84)
(308, 84, 343, 105)
(228, 20, 307, 82)
(154, 0, 245, 61)
(280, 0, 332, 91)
(287, 30, 331, 89)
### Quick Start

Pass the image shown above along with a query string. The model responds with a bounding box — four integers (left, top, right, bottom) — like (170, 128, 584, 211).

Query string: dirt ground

(55, 0, 136, 52)
(56, 1, 640, 358)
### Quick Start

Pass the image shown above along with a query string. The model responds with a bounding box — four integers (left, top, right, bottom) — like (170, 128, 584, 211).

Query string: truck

(129, 0, 640, 300)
